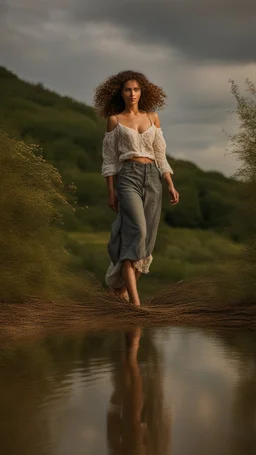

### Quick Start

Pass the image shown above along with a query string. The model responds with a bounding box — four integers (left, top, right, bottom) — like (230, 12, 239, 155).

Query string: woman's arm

(152, 112, 179, 205)
(101, 115, 119, 211)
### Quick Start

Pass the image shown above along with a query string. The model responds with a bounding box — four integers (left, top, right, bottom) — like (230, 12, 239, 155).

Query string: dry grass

(1, 275, 255, 344)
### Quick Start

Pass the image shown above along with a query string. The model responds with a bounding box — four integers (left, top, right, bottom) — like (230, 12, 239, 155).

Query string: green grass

(66, 227, 243, 298)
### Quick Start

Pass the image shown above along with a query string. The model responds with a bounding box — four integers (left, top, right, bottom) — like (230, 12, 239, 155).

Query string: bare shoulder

(148, 111, 161, 127)
(106, 115, 118, 132)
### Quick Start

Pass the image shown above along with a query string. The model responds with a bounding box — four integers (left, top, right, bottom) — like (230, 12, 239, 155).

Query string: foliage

(227, 78, 256, 299)
(66, 228, 242, 299)
(1, 67, 256, 304)
(0, 66, 245, 239)
(0, 131, 89, 302)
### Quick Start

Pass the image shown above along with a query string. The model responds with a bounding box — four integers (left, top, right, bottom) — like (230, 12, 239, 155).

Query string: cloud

(1, 0, 256, 176)
(68, 0, 256, 64)
(3, 0, 256, 63)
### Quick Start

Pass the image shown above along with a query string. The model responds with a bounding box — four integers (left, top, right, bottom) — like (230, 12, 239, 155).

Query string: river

(0, 325, 255, 454)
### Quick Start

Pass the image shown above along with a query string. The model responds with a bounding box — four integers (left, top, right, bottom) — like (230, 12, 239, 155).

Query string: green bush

(0, 66, 246, 238)
(227, 78, 256, 299)
(164, 186, 203, 228)
(0, 131, 88, 301)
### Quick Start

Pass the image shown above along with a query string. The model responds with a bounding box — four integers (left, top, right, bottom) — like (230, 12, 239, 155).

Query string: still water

(0, 326, 255, 455)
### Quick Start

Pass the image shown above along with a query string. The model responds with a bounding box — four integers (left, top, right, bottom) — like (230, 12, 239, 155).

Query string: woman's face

(121, 79, 141, 107)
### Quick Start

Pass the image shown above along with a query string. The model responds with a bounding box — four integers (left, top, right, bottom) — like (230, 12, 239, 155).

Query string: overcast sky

(1, 0, 256, 177)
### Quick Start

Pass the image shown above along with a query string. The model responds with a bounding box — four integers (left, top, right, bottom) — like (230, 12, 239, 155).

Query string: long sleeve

(101, 127, 121, 177)
(153, 128, 174, 176)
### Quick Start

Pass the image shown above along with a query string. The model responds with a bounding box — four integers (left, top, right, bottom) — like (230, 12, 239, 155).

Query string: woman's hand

(168, 184, 179, 205)
(108, 190, 119, 212)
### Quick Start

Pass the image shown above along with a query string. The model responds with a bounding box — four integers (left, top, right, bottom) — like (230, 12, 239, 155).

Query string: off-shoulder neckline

(105, 124, 162, 135)
(119, 123, 155, 135)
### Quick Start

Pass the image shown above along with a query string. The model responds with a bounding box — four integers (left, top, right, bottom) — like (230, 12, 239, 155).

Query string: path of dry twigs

(1, 276, 255, 343)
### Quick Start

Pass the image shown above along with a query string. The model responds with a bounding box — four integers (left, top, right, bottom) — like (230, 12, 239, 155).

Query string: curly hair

(93, 70, 167, 118)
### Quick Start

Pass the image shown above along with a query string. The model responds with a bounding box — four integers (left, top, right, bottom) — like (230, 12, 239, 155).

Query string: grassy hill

(0, 66, 104, 171)
(0, 66, 244, 240)
(0, 66, 247, 296)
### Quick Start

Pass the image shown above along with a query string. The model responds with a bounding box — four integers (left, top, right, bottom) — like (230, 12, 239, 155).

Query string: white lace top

(101, 115, 174, 177)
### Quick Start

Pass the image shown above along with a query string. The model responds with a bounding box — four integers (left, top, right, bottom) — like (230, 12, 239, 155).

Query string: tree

(228, 78, 256, 299)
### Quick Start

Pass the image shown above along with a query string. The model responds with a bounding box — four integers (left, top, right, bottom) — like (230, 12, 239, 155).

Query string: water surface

(0, 326, 255, 455)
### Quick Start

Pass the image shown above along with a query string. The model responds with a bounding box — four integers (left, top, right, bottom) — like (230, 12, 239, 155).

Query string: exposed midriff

(125, 156, 154, 164)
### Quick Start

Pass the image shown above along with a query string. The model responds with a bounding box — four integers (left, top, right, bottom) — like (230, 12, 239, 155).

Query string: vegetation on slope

(0, 66, 244, 239)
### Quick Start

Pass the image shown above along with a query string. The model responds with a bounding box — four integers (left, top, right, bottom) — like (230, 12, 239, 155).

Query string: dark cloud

(0, 0, 254, 175)
(67, 0, 256, 63)
(2, 1, 256, 63)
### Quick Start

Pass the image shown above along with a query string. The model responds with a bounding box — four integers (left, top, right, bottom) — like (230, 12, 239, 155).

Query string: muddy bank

(1, 279, 255, 343)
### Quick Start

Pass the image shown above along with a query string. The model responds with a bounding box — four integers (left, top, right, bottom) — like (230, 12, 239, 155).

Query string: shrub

(0, 131, 83, 301)
(228, 78, 256, 300)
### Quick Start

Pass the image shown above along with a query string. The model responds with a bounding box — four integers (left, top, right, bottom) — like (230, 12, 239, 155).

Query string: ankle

(131, 300, 140, 307)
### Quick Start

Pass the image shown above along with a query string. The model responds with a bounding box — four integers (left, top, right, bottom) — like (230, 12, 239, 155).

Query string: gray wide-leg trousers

(105, 160, 163, 289)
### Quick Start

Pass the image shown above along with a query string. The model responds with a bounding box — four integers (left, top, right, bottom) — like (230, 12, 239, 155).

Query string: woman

(94, 70, 179, 306)
(106, 327, 171, 454)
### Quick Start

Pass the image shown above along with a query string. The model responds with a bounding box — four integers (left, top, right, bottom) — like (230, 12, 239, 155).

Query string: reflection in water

(232, 361, 256, 455)
(107, 328, 171, 455)
(0, 328, 256, 455)
(219, 332, 256, 455)
(0, 346, 54, 455)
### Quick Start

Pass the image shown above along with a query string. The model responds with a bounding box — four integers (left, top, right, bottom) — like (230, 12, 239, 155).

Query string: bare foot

(120, 290, 130, 302)
(132, 300, 141, 307)
(113, 287, 130, 303)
